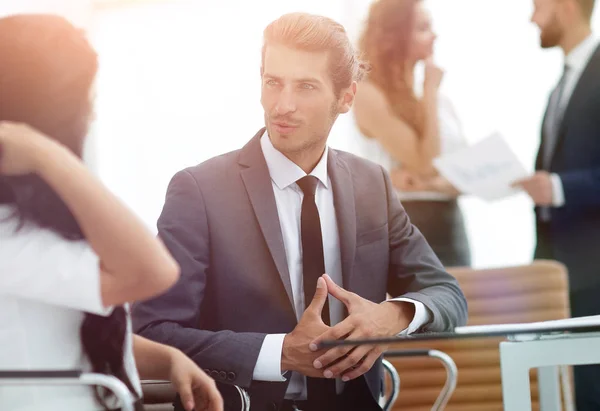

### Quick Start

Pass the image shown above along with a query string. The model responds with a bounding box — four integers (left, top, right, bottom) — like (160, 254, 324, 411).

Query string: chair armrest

(141, 380, 176, 404)
(141, 380, 250, 411)
(384, 349, 458, 411)
(380, 359, 400, 411)
(0, 370, 135, 411)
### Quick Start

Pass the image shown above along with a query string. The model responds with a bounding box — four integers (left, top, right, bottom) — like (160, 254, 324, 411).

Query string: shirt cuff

(386, 298, 431, 335)
(550, 173, 565, 207)
(252, 333, 287, 382)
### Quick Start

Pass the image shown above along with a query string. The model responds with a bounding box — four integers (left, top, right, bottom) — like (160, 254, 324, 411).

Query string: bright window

(85, 0, 599, 268)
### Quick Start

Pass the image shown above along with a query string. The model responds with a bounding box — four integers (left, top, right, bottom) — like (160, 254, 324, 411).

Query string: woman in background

(354, 0, 471, 267)
(0, 14, 222, 411)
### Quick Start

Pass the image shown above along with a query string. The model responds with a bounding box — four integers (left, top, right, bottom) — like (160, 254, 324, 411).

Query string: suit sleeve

(557, 91, 600, 207)
(382, 166, 468, 331)
(558, 168, 600, 207)
(131, 170, 266, 388)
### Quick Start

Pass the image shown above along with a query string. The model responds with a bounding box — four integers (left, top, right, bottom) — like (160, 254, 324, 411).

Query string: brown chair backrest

(387, 260, 570, 411)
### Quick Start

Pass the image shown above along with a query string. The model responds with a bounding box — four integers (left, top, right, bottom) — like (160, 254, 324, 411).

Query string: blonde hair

(359, 0, 425, 136)
(261, 12, 368, 96)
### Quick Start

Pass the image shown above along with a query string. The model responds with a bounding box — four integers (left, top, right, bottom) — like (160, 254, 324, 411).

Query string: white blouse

(0, 205, 141, 411)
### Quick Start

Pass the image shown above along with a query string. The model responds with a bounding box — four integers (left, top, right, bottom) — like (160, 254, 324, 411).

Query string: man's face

(531, 0, 565, 48)
(261, 43, 353, 158)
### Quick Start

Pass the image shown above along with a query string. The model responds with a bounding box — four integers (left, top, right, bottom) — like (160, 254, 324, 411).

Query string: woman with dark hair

(0, 14, 222, 411)
(353, 0, 471, 267)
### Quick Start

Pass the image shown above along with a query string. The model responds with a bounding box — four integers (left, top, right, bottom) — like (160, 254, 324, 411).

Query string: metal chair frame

(0, 370, 136, 411)
(380, 349, 458, 411)
(141, 379, 250, 411)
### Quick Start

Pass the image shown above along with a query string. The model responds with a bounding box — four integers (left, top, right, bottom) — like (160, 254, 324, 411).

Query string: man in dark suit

(133, 12, 467, 411)
(516, 0, 600, 409)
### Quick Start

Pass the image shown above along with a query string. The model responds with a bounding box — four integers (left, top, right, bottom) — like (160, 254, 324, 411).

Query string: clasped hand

(282, 275, 414, 381)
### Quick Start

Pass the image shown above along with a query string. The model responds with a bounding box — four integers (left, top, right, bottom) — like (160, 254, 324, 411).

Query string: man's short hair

(261, 12, 368, 96)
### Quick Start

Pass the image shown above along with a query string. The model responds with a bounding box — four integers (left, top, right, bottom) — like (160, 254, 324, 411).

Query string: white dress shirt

(252, 132, 430, 399)
(0, 205, 141, 411)
(547, 34, 600, 207)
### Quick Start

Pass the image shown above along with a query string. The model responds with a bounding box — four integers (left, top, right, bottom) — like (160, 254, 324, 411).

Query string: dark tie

(543, 64, 570, 169)
(540, 64, 570, 222)
(296, 175, 336, 408)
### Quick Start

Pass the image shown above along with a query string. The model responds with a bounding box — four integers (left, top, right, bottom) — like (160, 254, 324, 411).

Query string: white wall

(428, 0, 599, 268)
(5, 0, 598, 269)
(89, 0, 349, 226)
(89, 0, 600, 268)
(0, 0, 92, 26)
(334, 0, 600, 268)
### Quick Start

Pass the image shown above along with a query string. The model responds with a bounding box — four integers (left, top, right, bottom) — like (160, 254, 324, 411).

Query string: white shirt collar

(565, 34, 599, 72)
(260, 130, 329, 190)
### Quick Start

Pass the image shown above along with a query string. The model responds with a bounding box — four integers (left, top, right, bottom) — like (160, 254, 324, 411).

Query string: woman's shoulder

(354, 80, 399, 121)
(356, 79, 386, 100)
(354, 79, 415, 138)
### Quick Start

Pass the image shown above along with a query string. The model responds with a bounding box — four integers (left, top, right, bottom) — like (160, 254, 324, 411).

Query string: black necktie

(297, 175, 330, 325)
(296, 175, 336, 407)
(543, 64, 570, 169)
(540, 64, 570, 222)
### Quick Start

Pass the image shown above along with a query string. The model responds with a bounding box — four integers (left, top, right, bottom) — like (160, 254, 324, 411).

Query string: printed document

(433, 133, 528, 201)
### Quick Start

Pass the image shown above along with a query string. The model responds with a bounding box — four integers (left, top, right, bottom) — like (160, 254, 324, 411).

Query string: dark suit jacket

(535, 45, 600, 291)
(132, 129, 467, 410)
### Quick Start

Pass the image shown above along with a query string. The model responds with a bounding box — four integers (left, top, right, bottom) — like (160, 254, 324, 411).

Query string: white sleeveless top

(0, 205, 142, 411)
(352, 67, 467, 201)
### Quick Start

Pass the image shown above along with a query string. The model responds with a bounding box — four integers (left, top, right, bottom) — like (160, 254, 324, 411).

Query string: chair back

(387, 260, 570, 411)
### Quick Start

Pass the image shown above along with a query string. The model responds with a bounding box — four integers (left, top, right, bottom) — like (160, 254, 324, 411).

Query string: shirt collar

(260, 131, 329, 190)
(565, 34, 599, 72)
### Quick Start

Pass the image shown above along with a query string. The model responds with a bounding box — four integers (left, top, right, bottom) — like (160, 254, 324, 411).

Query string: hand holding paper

(433, 133, 529, 201)
(512, 171, 554, 206)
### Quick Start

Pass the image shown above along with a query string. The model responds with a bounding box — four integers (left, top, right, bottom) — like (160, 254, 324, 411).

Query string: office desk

(322, 317, 600, 411)
(500, 332, 600, 411)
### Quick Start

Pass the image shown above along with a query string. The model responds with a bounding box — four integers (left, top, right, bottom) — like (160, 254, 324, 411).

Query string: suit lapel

(547, 45, 600, 166)
(328, 149, 357, 291)
(239, 130, 295, 308)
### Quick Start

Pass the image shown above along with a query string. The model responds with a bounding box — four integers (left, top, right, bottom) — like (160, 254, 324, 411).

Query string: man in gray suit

(133, 12, 467, 411)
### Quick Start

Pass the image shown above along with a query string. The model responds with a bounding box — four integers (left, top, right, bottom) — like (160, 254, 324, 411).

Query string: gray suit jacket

(132, 129, 467, 410)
